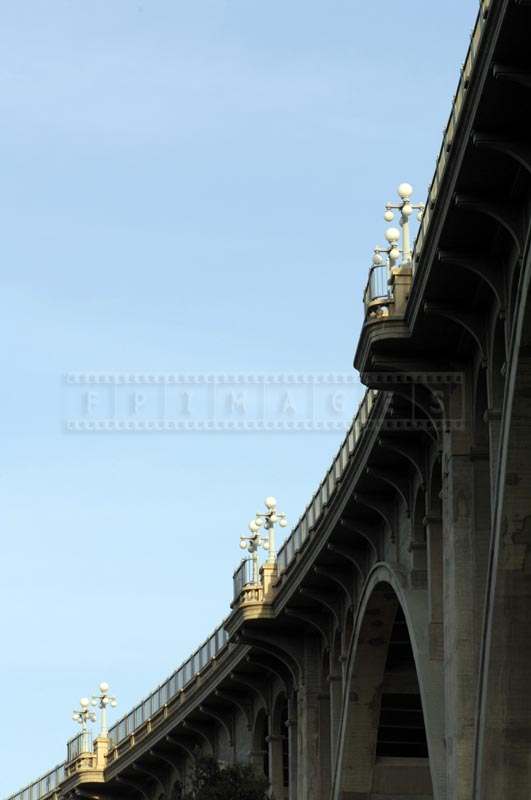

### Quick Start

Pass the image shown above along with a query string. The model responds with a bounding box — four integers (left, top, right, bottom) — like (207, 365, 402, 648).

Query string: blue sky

(1, 1, 477, 794)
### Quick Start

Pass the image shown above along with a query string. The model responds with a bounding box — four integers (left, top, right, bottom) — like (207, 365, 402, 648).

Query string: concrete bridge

(7, 1, 531, 798)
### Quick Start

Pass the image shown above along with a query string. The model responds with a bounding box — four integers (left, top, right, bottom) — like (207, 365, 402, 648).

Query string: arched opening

(280, 704, 289, 791)
(336, 582, 434, 799)
(270, 693, 290, 800)
(376, 605, 428, 759)
(252, 707, 269, 781)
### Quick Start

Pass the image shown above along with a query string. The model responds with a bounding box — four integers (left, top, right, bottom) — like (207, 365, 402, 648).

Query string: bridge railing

(276, 387, 377, 576)
(363, 264, 390, 313)
(107, 618, 230, 747)
(360, 0, 491, 321)
(66, 732, 92, 762)
(233, 557, 257, 598)
(411, 0, 489, 270)
(4, 765, 66, 800)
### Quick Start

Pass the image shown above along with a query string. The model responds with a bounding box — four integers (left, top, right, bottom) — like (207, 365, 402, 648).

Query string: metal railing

(107, 619, 229, 747)
(67, 732, 92, 762)
(411, 0, 490, 269)
(4, 765, 66, 800)
(362, 0, 491, 319)
(233, 557, 257, 599)
(276, 387, 378, 575)
(5, 616, 230, 800)
(364, 264, 390, 311)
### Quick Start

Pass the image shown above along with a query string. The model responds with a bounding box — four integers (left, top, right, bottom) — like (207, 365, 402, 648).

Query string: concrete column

(318, 690, 331, 798)
(287, 693, 298, 800)
(390, 264, 412, 313)
(296, 636, 325, 799)
(234, 710, 253, 764)
(93, 736, 109, 770)
(267, 734, 285, 799)
(442, 432, 490, 799)
(249, 749, 267, 774)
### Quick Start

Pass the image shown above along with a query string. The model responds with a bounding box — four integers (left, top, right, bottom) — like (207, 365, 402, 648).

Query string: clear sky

(1, 1, 477, 794)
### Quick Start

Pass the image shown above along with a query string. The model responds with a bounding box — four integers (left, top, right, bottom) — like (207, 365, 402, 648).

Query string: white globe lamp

(398, 182, 413, 199)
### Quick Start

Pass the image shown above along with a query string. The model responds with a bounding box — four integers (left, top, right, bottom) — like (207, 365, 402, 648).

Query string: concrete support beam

(296, 636, 325, 800)
(441, 420, 490, 799)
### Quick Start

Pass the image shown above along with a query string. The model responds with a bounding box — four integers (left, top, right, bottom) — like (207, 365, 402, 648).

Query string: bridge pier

(441, 413, 491, 799)
(296, 636, 327, 800)
(318, 685, 332, 797)
(287, 693, 298, 800)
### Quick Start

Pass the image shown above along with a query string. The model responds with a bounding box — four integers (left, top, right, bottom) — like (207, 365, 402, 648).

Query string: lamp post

(72, 697, 96, 753)
(383, 182, 424, 266)
(240, 525, 268, 584)
(91, 682, 117, 738)
(372, 225, 402, 274)
(369, 227, 402, 311)
(250, 496, 287, 566)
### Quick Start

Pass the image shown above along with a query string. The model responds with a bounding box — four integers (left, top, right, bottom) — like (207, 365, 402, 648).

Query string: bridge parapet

(106, 619, 230, 750)
(228, 388, 379, 633)
(364, 262, 413, 321)
(61, 735, 108, 794)
(361, 0, 491, 330)
(3, 620, 233, 800)
(4, 765, 66, 800)
(412, 0, 491, 264)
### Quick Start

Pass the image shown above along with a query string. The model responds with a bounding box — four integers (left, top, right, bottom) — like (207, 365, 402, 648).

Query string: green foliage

(178, 756, 268, 800)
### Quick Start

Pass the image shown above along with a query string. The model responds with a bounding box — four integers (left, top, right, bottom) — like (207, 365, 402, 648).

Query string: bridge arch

(332, 563, 446, 800)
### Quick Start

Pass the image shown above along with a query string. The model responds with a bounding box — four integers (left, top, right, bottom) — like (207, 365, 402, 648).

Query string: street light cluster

(72, 698, 96, 731)
(371, 182, 425, 274)
(72, 682, 117, 739)
(239, 496, 288, 583)
(69, 499, 288, 743)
